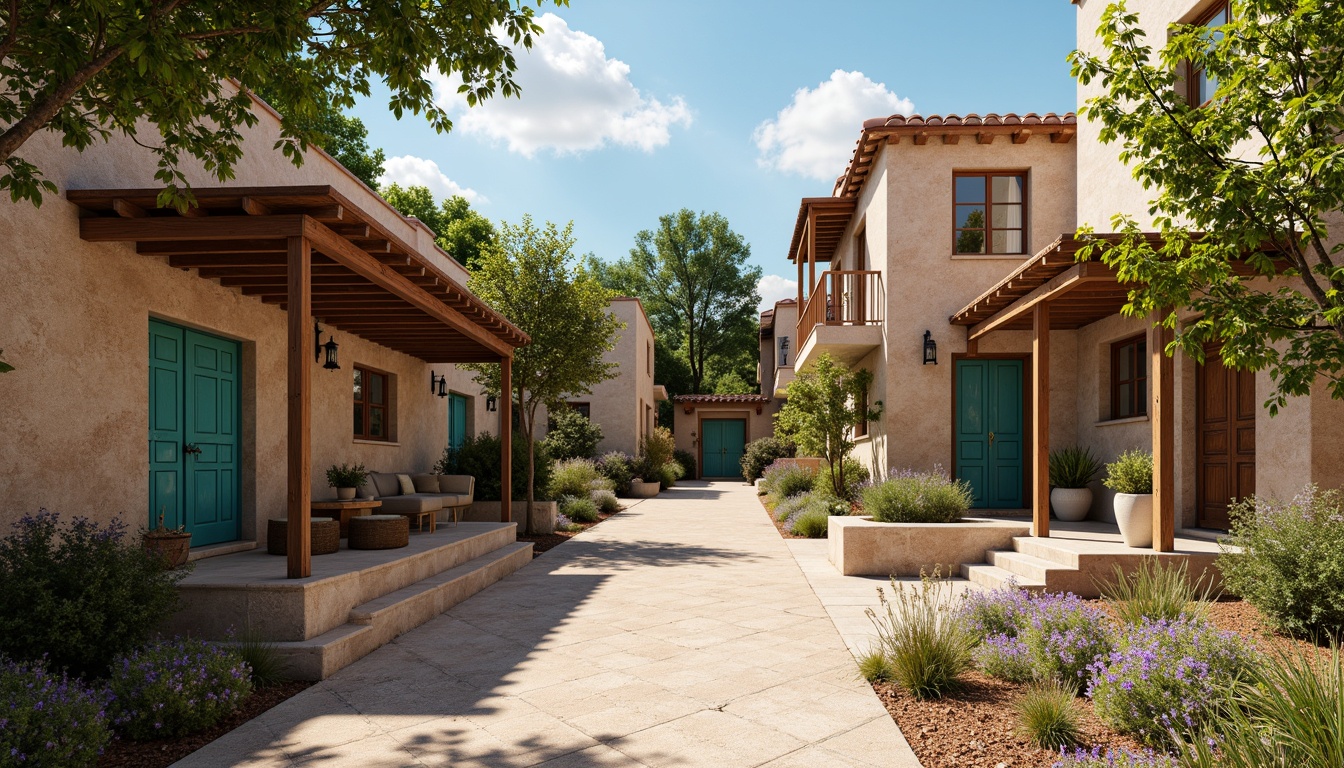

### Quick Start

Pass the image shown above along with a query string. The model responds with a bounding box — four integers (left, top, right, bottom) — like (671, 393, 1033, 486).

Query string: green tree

(381, 184, 496, 269)
(381, 184, 445, 233)
(463, 216, 622, 534)
(1070, 0, 1344, 411)
(775, 353, 881, 498)
(596, 210, 762, 394)
(0, 1, 557, 208)
(257, 83, 385, 188)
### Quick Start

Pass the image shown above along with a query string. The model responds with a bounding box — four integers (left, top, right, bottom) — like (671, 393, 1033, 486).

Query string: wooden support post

(286, 236, 313, 579)
(500, 355, 512, 524)
(1149, 312, 1176, 552)
(807, 208, 817, 294)
(1032, 302, 1050, 538)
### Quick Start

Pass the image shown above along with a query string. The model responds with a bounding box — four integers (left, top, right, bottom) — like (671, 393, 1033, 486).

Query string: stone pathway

(176, 481, 920, 767)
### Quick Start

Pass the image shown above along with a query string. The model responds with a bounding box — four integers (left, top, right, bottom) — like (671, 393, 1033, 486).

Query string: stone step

(987, 550, 1077, 586)
(1011, 535, 1083, 568)
(959, 562, 1045, 592)
(270, 541, 534, 681)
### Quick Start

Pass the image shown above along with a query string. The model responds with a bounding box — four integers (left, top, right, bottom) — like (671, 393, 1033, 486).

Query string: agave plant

(1048, 446, 1103, 489)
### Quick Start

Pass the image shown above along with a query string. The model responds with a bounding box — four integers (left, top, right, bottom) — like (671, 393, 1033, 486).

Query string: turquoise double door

(148, 320, 241, 546)
(701, 419, 746, 479)
(954, 359, 1024, 509)
(447, 393, 468, 452)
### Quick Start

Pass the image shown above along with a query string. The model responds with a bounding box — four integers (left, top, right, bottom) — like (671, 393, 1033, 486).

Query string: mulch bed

(97, 681, 312, 768)
(516, 509, 621, 555)
(758, 492, 808, 539)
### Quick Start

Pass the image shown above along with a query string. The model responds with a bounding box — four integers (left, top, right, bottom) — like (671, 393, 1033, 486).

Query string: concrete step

(1011, 535, 1083, 568)
(270, 541, 534, 680)
(960, 562, 1045, 592)
(987, 550, 1077, 586)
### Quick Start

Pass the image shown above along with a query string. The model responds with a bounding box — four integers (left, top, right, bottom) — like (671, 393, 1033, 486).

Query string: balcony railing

(798, 270, 885, 345)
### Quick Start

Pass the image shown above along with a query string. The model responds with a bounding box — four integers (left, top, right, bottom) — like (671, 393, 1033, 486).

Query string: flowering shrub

(554, 512, 583, 533)
(558, 496, 599, 524)
(0, 658, 112, 767)
(962, 587, 1112, 686)
(590, 489, 620, 514)
(973, 634, 1036, 682)
(741, 436, 795, 483)
(861, 468, 971, 523)
(596, 452, 635, 496)
(1087, 617, 1255, 747)
(108, 637, 252, 740)
(962, 583, 1036, 642)
(548, 459, 612, 499)
(0, 511, 187, 676)
(760, 464, 817, 500)
(1053, 746, 1177, 768)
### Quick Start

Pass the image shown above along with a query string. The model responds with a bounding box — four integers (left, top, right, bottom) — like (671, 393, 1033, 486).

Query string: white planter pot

(1050, 488, 1093, 522)
(1113, 493, 1154, 548)
(336, 487, 357, 501)
(629, 480, 661, 499)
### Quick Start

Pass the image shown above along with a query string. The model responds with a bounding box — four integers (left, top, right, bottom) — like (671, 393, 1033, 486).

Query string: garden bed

(828, 515, 1030, 576)
(517, 508, 620, 555)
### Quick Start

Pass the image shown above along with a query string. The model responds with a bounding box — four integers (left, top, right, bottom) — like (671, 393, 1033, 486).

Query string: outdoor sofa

(357, 472, 475, 527)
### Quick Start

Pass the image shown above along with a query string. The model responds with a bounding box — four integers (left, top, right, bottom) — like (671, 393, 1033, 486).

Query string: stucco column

(286, 235, 312, 579)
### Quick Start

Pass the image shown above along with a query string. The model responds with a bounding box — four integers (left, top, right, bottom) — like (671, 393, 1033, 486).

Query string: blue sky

(352, 1, 1079, 309)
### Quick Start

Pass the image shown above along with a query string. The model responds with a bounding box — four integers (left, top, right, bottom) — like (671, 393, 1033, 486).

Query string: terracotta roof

(776, 298, 797, 305)
(672, 394, 772, 404)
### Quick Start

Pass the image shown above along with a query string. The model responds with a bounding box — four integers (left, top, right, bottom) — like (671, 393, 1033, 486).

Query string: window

(353, 366, 390, 440)
(1111, 335, 1149, 419)
(1186, 2, 1229, 107)
(854, 387, 869, 438)
(954, 172, 1026, 255)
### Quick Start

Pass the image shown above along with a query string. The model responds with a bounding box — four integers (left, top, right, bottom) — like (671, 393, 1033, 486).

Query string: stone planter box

(828, 516, 1032, 577)
(629, 480, 661, 498)
(459, 500, 557, 535)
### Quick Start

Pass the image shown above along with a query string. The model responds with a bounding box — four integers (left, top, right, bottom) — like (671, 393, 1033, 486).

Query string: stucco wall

(672, 404, 775, 479)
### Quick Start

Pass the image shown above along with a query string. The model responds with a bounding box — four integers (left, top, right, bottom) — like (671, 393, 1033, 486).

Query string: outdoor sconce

(431, 371, 448, 398)
(779, 336, 790, 366)
(314, 322, 340, 370)
(486, 395, 498, 412)
(922, 330, 937, 365)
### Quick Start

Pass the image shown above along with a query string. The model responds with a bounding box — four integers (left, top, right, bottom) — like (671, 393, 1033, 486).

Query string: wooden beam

(500, 356, 512, 525)
(286, 236, 313, 579)
(1012, 129, 1032, 145)
(807, 207, 817, 297)
(966, 261, 1118, 341)
(942, 134, 960, 145)
(1150, 312, 1176, 552)
(977, 132, 996, 145)
(1050, 128, 1076, 144)
(912, 131, 929, 145)
(1032, 302, 1051, 538)
(240, 196, 272, 216)
(138, 239, 290, 255)
(113, 199, 147, 218)
(82, 215, 305, 242)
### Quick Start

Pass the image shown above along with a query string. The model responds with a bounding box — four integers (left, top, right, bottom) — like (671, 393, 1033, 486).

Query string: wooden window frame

(952, 171, 1028, 255)
(1110, 334, 1149, 420)
(1185, 1, 1230, 107)
(353, 365, 392, 441)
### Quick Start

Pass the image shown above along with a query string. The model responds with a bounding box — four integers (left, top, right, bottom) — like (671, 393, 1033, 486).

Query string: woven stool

(348, 514, 409, 550)
(267, 517, 341, 556)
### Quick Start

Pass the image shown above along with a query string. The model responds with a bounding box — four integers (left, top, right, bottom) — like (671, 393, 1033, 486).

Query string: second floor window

(954, 172, 1026, 255)
(1187, 1, 1229, 106)
(354, 366, 390, 440)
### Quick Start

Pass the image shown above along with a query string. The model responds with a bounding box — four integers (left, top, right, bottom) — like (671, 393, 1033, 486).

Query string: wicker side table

(348, 514, 409, 550)
(267, 517, 341, 556)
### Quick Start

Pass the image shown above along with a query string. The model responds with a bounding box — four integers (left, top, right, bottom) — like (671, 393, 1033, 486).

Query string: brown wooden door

(1196, 344, 1256, 529)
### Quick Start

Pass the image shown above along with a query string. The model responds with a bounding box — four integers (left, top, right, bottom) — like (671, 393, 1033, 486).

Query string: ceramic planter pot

(1113, 492, 1154, 548)
(143, 533, 192, 569)
(336, 487, 357, 501)
(629, 480, 661, 499)
(1050, 487, 1093, 522)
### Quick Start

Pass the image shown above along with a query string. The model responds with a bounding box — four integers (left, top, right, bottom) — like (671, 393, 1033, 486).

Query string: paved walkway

(177, 481, 920, 767)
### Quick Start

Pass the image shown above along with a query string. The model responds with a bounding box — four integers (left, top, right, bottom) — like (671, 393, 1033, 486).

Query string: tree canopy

(1071, 0, 1344, 411)
(775, 353, 881, 498)
(256, 83, 384, 189)
(462, 216, 621, 533)
(0, 1, 560, 208)
(380, 184, 497, 270)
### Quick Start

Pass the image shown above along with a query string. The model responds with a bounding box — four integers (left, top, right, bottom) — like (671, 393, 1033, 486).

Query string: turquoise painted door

(954, 359, 1024, 509)
(448, 393, 468, 452)
(149, 320, 241, 546)
(701, 419, 747, 478)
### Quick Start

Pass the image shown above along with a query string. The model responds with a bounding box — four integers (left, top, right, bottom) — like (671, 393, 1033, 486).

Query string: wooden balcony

(795, 270, 885, 370)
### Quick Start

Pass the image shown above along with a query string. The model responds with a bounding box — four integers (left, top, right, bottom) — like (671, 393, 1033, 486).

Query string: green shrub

(542, 408, 604, 461)
(656, 460, 684, 490)
(559, 496, 600, 524)
(1218, 486, 1344, 637)
(0, 658, 112, 767)
(857, 647, 895, 683)
(741, 437, 796, 482)
(0, 511, 187, 677)
(673, 449, 698, 480)
(549, 458, 611, 499)
(790, 507, 831, 538)
(774, 493, 812, 522)
(590, 489, 620, 514)
(866, 572, 973, 699)
(1049, 446, 1102, 489)
(596, 452, 635, 496)
(830, 457, 871, 501)
(861, 469, 971, 523)
(1014, 681, 1082, 750)
(437, 432, 554, 501)
(1055, 748, 1176, 767)
(325, 462, 369, 489)
(234, 629, 284, 688)
(634, 426, 676, 479)
(760, 463, 817, 500)
(1103, 449, 1153, 495)
(109, 637, 253, 740)
(1099, 559, 1215, 626)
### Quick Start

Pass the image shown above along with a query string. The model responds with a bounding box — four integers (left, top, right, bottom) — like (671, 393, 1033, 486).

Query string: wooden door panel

(1197, 344, 1254, 530)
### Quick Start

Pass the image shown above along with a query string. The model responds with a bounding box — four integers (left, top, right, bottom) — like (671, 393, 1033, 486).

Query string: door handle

(184, 443, 202, 457)
(988, 432, 995, 446)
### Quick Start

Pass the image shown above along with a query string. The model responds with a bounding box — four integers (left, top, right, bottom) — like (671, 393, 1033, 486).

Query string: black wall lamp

(430, 371, 448, 398)
(923, 330, 937, 365)
(486, 395, 498, 412)
(314, 322, 340, 370)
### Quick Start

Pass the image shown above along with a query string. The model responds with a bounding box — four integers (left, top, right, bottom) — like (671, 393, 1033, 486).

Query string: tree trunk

(0, 47, 125, 166)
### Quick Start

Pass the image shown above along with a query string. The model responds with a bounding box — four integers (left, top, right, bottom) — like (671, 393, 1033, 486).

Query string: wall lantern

(314, 322, 340, 370)
(486, 395, 498, 412)
(430, 371, 448, 398)
(922, 330, 937, 365)
(779, 336, 790, 366)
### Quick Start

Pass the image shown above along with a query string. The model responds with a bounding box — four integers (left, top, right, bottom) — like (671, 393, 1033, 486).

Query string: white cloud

(430, 13, 691, 157)
(758, 274, 799, 313)
(377, 155, 485, 204)
(754, 70, 915, 181)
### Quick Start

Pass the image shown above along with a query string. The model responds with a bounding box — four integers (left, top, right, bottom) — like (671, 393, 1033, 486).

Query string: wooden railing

(798, 270, 885, 345)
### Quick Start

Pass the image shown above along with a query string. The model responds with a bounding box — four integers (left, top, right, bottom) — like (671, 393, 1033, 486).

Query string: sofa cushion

(371, 472, 402, 497)
(396, 473, 416, 494)
(379, 494, 444, 513)
(357, 477, 379, 500)
(437, 475, 474, 496)
(435, 493, 470, 508)
(411, 474, 440, 494)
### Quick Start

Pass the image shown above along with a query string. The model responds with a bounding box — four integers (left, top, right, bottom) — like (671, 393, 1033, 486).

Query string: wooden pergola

(950, 234, 1179, 552)
(70, 186, 529, 578)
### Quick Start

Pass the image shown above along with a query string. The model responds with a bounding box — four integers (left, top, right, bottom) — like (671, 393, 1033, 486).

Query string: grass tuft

(866, 570, 972, 699)
(235, 628, 285, 687)
(856, 647, 896, 683)
(1099, 559, 1216, 625)
(1014, 680, 1082, 750)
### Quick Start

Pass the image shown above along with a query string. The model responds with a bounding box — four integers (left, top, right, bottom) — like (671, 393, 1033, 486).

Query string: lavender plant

(0, 658, 112, 767)
(108, 637, 253, 740)
(860, 468, 971, 523)
(961, 587, 1113, 686)
(1053, 747, 1177, 768)
(1087, 617, 1256, 748)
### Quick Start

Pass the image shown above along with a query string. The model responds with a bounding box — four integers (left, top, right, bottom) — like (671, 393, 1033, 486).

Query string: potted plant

(1103, 449, 1154, 547)
(326, 463, 369, 500)
(143, 510, 191, 569)
(1048, 446, 1102, 522)
(628, 476, 661, 498)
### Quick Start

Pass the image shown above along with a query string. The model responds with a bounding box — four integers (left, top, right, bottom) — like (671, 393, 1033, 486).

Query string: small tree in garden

(543, 407, 604, 461)
(775, 353, 882, 498)
(463, 216, 622, 534)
